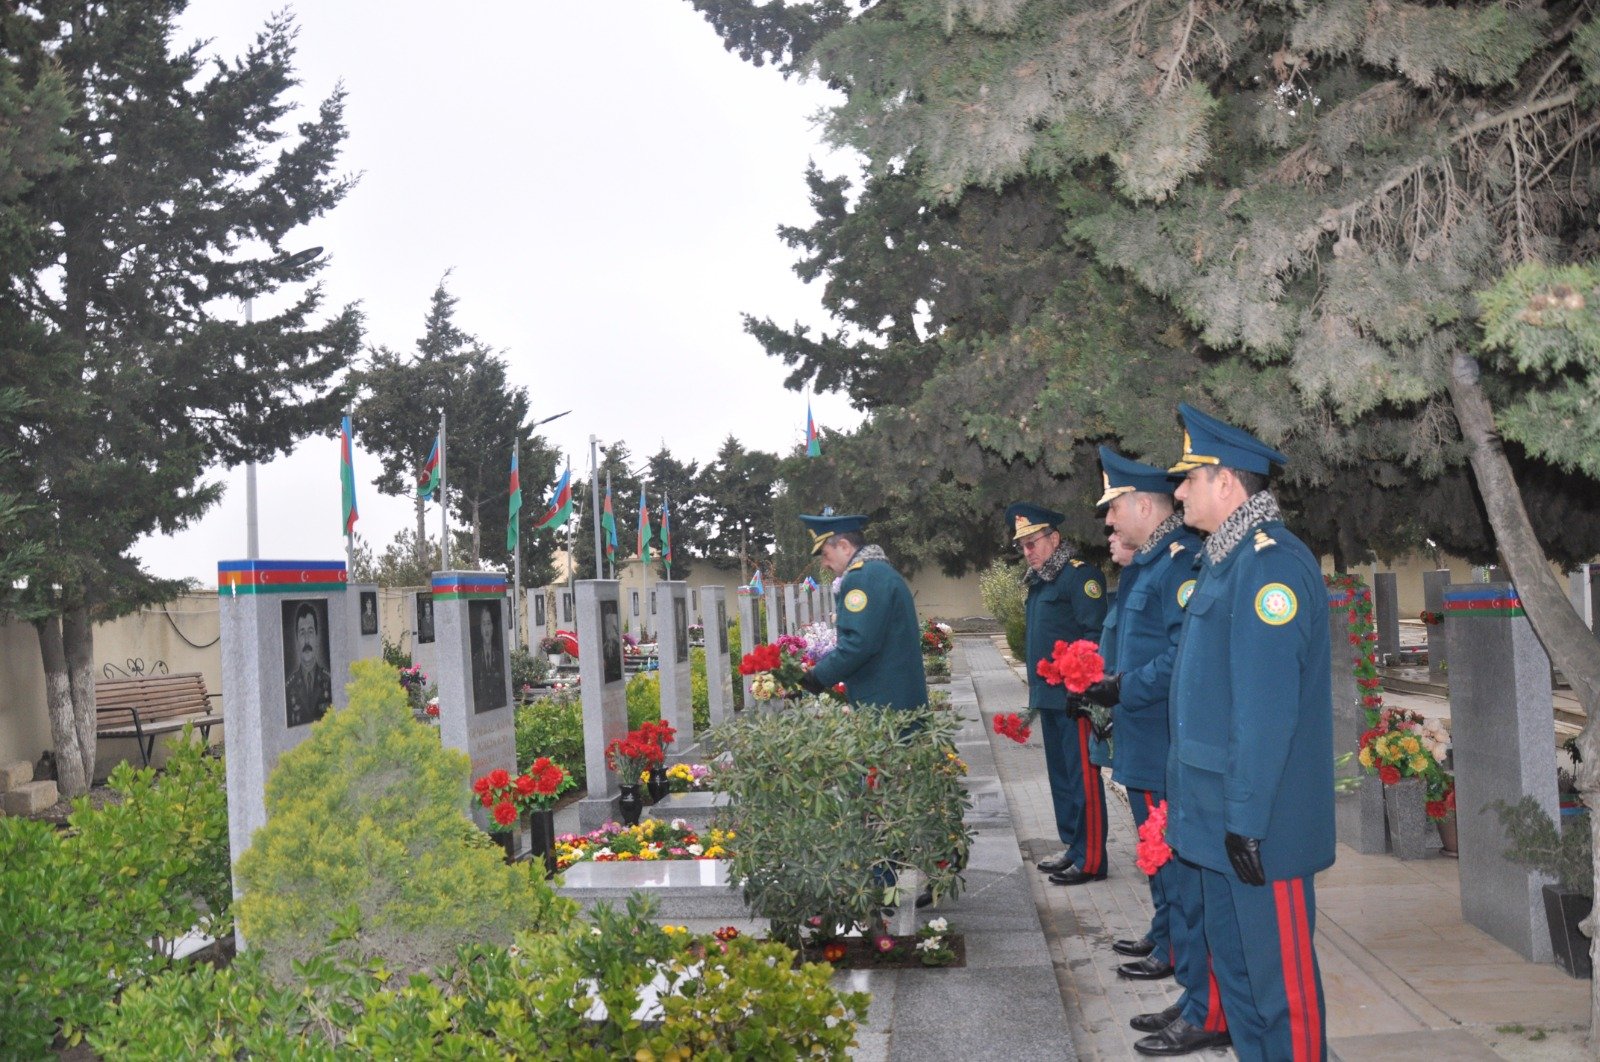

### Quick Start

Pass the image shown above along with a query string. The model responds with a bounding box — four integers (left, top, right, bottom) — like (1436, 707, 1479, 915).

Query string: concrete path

(958, 634, 1593, 1062)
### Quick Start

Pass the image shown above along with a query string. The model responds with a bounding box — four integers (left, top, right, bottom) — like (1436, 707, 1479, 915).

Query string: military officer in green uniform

(798, 512, 927, 711)
(1010, 502, 1110, 885)
(1166, 403, 1333, 1062)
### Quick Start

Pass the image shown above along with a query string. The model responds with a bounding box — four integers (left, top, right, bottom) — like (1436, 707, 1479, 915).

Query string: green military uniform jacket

(810, 546, 927, 710)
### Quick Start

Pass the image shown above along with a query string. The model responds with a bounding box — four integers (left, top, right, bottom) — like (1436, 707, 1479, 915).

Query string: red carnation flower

(1425, 800, 1448, 820)
(1379, 765, 1401, 785)
(514, 773, 537, 796)
(480, 791, 494, 808)
(1040, 639, 1104, 693)
(492, 799, 518, 826)
(472, 776, 492, 795)
(486, 768, 511, 790)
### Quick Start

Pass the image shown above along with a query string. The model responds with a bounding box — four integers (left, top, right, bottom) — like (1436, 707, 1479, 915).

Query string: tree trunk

(471, 498, 482, 568)
(34, 615, 90, 797)
(1447, 352, 1600, 1044)
(64, 606, 96, 784)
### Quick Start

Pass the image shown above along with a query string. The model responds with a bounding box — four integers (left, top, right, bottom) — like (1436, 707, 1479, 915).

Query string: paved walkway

(958, 634, 1593, 1061)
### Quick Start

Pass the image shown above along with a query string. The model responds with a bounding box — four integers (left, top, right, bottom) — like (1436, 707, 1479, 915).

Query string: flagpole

(605, 469, 615, 580)
(663, 493, 672, 581)
(343, 408, 355, 572)
(565, 457, 575, 596)
(512, 438, 522, 652)
(589, 436, 603, 580)
(438, 411, 450, 571)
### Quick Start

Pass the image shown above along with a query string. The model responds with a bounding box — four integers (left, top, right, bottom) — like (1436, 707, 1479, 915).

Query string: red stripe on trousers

(1078, 716, 1103, 873)
(1205, 956, 1228, 1032)
(1274, 880, 1315, 1060)
(1290, 879, 1322, 1059)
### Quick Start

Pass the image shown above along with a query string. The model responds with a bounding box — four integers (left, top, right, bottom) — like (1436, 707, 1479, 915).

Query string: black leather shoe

(1048, 866, 1107, 886)
(1129, 1003, 1182, 1033)
(1113, 936, 1156, 957)
(1117, 956, 1176, 980)
(1036, 850, 1073, 873)
(1134, 1017, 1231, 1055)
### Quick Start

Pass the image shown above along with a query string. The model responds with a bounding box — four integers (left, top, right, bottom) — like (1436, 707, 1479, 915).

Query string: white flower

(916, 936, 943, 952)
(687, 844, 704, 856)
(926, 917, 948, 933)
(671, 818, 690, 830)
(593, 847, 614, 858)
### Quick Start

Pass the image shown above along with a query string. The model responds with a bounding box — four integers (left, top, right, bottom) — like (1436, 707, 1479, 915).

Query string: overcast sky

(134, 0, 860, 583)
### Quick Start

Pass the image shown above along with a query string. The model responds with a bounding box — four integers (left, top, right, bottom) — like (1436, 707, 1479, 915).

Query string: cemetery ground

(6, 633, 1596, 1058)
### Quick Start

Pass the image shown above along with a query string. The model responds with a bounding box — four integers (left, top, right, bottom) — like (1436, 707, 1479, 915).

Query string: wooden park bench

(94, 672, 223, 766)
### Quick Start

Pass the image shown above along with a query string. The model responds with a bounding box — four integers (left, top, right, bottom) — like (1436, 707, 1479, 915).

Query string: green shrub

(726, 614, 745, 712)
(515, 690, 585, 784)
(1493, 796, 1594, 897)
(1005, 617, 1027, 661)
(235, 658, 572, 984)
(710, 702, 973, 948)
(380, 635, 410, 669)
(980, 558, 1028, 660)
(92, 898, 868, 1060)
(0, 731, 230, 1053)
(626, 666, 711, 735)
(510, 646, 549, 691)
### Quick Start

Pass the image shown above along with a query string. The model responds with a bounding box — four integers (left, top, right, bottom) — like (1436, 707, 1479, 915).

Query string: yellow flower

(661, 924, 688, 935)
(639, 849, 660, 861)
(703, 845, 725, 858)
(1358, 747, 1373, 768)
(1409, 755, 1429, 773)
(1401, 736, 1421, 755)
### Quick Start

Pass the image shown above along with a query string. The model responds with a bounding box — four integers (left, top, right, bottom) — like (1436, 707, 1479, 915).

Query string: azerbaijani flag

(417, 436, 441, 500)
(749, 569, 764, 596)
(535, 467, 573, 530)
(806, 399, 821, 458)
(804, 575, 819, 592)
(340, 415, 359, 536)
(505, 447, 522, 552)
(601, 484, 617, 562)
(660, 497, 672, 566)
(637, 490, 651, 567)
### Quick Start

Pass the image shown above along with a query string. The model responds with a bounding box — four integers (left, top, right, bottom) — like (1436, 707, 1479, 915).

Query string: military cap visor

(1097, 445, 1179, 506)
(1169, 402, 1288, 476)
(1005, 502, 1064, 541)
(799, 513, 868, 554)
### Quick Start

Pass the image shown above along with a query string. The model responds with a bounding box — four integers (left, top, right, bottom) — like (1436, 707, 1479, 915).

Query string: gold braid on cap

(1168, 429, 1222, 474)
(1011, 512, 1053, 541)
(1095, 471, 1136, 507)
(808, 528, 833, 555)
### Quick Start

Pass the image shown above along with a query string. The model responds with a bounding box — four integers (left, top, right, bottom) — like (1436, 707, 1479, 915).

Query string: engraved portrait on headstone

(283, 599, 332, 728)
(359, 591, 378, 636)
(717, 600, 728, 654)
(601, 599, 623, 684)
(631, 590, 640, 616)
(534, 592, 545, 627)
(469, 600, 507, 713)
(562, 591, 573, 624)
(650, 590, 657, 616)
(674, 597, 689, 663)
(416, 592, 435, 644)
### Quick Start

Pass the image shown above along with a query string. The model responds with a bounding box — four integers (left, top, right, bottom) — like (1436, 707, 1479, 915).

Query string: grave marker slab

(1446, 583, 1559, 962)
(347, 582, 383, 666)
(1423, 570, 1451, 684)
(1373, 572, 1400, 664)
(217, 560, 351, 888)
(576, 580, 629, 829)
(430, 572, 516, 836)
(700, 585, 734, 727)
(411, 589, 438, 686)
(653, 581, 695, 757)
(735, 586, 759, 710)
(1329, 587, 1387, 854)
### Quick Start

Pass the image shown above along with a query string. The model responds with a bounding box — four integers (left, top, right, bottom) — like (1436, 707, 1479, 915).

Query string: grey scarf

(1204, 491, 1284, 564)
(1024, 542, 1076, 586)
(851, 544, 889, 566)
(1135, 512, 1188, 558)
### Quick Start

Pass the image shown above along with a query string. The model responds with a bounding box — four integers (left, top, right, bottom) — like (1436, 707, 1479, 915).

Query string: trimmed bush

(234, 658, 571, 983)
(514, 689, 585, 784)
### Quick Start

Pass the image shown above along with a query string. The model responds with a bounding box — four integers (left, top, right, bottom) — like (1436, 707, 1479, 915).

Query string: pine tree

(0, 3, 362, 797)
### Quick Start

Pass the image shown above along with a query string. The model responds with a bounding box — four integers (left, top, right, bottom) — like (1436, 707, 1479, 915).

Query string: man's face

(479, 609, 494, 641)
(1018, 528, 1060, 572)
(296, 613, 318, 668)
(1108, 529, 1136, 567)
(819, 537, 854, 577)
(1175, 467, 1229, 534)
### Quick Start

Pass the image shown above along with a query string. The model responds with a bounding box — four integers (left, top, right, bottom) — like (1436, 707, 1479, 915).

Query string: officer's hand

(798, 670, 825, 695)
(1082, 675, 1121, 708)
(1064, 693, 1087, 719)
(1225, 833, 1266, 887)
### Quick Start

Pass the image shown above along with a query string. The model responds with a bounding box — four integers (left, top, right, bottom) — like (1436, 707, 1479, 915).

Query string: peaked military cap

(1169, 402, 1288, 476)
(1005, 502, 1064, 541)
(1097, 445, 1180, 507)
(799, 512, 868, 555)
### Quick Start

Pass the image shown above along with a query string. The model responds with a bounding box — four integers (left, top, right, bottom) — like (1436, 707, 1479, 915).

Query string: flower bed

(556, 818, 734, 870)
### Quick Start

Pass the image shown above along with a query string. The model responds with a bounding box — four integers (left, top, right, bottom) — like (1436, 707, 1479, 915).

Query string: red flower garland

(1035, 639, 1105, 693)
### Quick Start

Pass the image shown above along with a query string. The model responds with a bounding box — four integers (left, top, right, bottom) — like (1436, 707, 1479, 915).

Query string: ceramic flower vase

(525, 808, 558, 878)
(1435, 810, 1459, 858)
(493, 828, 517, 865)
(618, 784, 644, 827)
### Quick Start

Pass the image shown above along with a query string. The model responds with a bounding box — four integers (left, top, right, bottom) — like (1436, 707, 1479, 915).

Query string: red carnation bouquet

(472, 760, 577, 832)
(993, 711, 1036, 744)
(739, 640, 809, 699)
(1136, 799, 1172, 875)
(606, 729, 666, 781)
(1035, 639, 1104, 693)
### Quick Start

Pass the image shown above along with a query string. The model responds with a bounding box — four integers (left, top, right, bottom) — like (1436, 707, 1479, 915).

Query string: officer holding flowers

(1166, 403, 1334, 1062)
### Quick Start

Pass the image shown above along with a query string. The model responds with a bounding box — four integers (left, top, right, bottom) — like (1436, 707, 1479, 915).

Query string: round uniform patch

(844, 588, 869, 613)
(1254, 583, 1298, 626)
(1177, 580, 1196, 608)
(1083, 580, 1103, 600)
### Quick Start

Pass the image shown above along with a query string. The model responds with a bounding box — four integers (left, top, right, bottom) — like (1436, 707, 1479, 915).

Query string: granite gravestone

(348, 583, 382, 665)
(1569, 565, 1598, 632)
(1330, 587, 1387, 854)
(1445, 583, 1560, 962)
(653, 581, 695, 758)
(1373, 572, 1400, 664)
(1422, 570, 1451, 684)
(576, 580, 629, 828)
(412, 590, 438, 686)
(430, 573, 516, 837)
(700, 585, 734, 727)
(217, 560, 352, 890)
(736, 585, 760, 710)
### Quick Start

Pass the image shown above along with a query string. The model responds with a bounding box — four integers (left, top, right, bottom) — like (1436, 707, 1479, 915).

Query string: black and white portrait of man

(601, 599, 623, 685)
(470, 600, 507, 713)
(674, 597, 689, 663)
(416, 592, 435, 644)
(283, 599, 332, 728)
(359, 591, 378, 636)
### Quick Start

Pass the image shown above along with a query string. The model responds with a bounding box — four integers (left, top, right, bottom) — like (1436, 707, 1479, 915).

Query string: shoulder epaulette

(1069, 558, 1083, 567)
(1253, 529, 1277, 552)
(847, 560, 864, 572)
(1169, 541, 1187, 557)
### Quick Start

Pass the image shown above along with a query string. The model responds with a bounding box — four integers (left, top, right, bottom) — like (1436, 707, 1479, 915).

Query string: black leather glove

(798, 670, 825, 695)
(1225, 832, 1266, 887)
(1064, 693, 1087, 720)
(1082, 675, 1121, 708)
